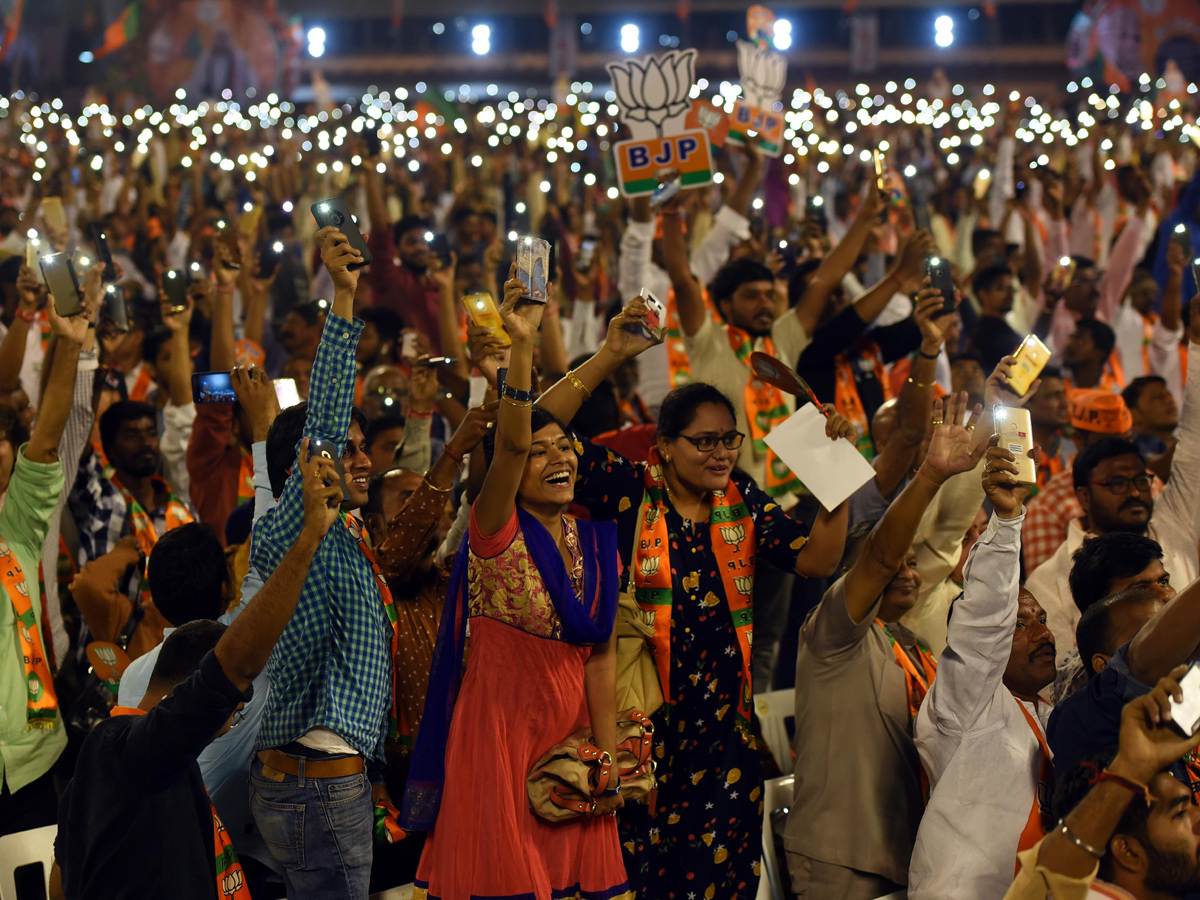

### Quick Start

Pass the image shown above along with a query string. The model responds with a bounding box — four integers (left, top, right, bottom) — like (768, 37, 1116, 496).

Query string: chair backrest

(755, 774, 794, 900)
(754, 689, 795, 774)
(871, 893, 907, 900)
(0, 825, 57, 900)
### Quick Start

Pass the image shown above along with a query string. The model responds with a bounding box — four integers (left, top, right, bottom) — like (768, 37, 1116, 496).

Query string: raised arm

(0, 265, 44, 393)
(925, 439, 1030, 733)
(660, 196, 708, 337)
(1161, 238, 1185, 333)
(161, 288, 194, 408)
(216, 439, 339, 690)
(473, 274, 546, 537)
(26, 270, 101, 464)
(843, 393, 986, 624)
(210, 240, 239, 372)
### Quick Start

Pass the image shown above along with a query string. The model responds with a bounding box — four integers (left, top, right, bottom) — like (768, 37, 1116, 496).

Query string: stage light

(472, 24, 490, 55)
(308, 27, 326, 57)
(620, 24, 639, 54)
(773, 20, 793, 51)
(934, 15, 953, 47)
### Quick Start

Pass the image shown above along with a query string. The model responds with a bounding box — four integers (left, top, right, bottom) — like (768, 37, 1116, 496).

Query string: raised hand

(409, 362, 439, 414)
(317, 225, 362, 296)
(429, 252, 457, 294)
(445, 402, 498, 459)
(231, 365, 281, 443)
(922, 391, 986, 482)
(15, 265, 43, 313)
(981, 434, 1037, 519)
(1111, 667, 1200, 786)
(499, 271, 544, 344)
(601, 294, 664, 362)
(1167, 238, 1186, 279)
(894, 230, 936, 293)
(912, 280, 952, 349)
(47, 287, 98, 346)
(984, 354, 1039, 412)
(821, 404, 858, 442)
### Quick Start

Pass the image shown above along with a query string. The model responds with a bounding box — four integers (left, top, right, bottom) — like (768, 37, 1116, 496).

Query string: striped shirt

(251, 313, 392, 760)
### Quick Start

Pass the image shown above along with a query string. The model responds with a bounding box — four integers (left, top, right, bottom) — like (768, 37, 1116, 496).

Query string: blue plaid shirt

(251, 313, 392, 760)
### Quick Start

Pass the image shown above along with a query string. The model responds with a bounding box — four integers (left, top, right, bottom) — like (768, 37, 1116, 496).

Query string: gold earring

(663, 451, 672, 462)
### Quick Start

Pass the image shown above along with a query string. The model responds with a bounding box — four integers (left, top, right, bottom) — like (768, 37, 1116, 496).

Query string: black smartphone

(39, 253, 84, 317)
(103, 284, 129, 333)
(161, 269, 188, 312)
(927, 256, 957, 317)
(1173, 223, 1191, 255)
(1191, 256, 1200, 292)
(416, 356, 455, 368)
(805, 195, 827, 230)
(258, 239, 285, 277)
(89, 224, 117, 281)
(363, 125, 383, 158)
(307, 437, 350, 506)
(310, 198, 373, 269)
(912, 200, 933, 234)
(576, 236, 598, 273)
(428, 232, 453, 267)
(192, 371, 236, 403)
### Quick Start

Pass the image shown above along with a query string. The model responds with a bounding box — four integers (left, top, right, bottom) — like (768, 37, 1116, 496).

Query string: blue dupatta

(399, 507, 618, 831)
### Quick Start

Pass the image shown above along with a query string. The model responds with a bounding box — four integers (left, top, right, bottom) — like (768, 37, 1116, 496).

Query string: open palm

(925, 392, 986, 480)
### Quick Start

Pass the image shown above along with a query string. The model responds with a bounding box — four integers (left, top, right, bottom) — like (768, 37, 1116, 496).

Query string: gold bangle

(565, 369, 592, 402)
(907, 376, 937, 388)
(502, 395, 533, 409)
(422, 476, 453, 493)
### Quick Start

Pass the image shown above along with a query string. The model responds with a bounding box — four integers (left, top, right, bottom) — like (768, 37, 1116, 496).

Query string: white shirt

(1111, 302, 1185, 405)
(910, 512, 1053, 900)
(1026, 338, 1200, 658)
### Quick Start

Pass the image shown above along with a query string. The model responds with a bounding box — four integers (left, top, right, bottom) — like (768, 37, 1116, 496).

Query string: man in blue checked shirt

(248, 227, 388, 900)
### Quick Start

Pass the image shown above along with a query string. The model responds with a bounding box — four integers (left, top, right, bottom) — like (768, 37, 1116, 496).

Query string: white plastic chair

(754, 689, 795, 773)
(871, 893, 907, 900)
(755, 774, 794, 900)
(369, 884, 415, 900)
(0, 824, 56, 900)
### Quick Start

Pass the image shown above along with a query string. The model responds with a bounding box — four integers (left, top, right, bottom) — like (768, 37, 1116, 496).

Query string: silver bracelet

(1057, 820, 1105, 859)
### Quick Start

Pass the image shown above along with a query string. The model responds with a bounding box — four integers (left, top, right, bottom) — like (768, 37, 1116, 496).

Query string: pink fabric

(416, 508, 628, 899)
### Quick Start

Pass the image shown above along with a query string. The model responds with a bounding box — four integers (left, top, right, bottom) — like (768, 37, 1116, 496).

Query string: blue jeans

(249, 755, 373, 900)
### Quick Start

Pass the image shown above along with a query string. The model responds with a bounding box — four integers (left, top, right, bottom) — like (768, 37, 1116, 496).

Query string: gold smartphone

(239, 203, 263, 238)
(1049, 255, 1077, 293)
(973, 168, 992, 201)
(464, 292, 511, 348)
(42, 196, 68, 235)
(26, 237, 45, 284)
(1007, 334, 1051, 397)
(994, 405, 1037, 484)
(873, 149, 887, 192)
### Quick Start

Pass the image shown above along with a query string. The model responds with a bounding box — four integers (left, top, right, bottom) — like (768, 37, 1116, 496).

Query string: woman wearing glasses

(537, 322, 854, 900)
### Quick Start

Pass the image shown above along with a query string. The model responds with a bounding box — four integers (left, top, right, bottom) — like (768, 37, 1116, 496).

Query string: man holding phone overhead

(248, 226, 394, 900)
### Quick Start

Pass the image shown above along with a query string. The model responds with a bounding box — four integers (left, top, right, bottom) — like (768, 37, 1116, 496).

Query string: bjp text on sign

(726, 99, 784, 157)
(613, 129, 715, 197)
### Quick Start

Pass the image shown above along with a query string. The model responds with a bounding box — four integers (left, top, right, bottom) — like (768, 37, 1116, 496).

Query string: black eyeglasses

(230, 705, 247, 728)
(677, 431, 745, 453)
(1091, 473, 1153, 495)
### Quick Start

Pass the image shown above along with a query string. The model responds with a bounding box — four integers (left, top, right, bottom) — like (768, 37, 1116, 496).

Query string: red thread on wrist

(14, 308, 37, 323)
(408, 408, 433, 419)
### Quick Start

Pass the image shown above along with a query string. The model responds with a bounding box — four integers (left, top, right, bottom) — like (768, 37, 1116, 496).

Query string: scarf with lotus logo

(2, 538, 57, 729)
(725, 324, 802, 497)
(634, 447, 757, 736)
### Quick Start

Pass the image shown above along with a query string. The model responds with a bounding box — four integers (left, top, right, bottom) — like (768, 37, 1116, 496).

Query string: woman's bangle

(918, 349, 940, 360)
(422, 476, 453, 493)
(502, 395, 533, 409)
(565, 369, 592, 402)
(907, 376, 937, 388)
(501, 383, 535, 403)
(1055, 821, 1105, 859)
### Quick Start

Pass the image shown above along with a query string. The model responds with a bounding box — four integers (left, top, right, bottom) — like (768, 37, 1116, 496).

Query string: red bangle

(14, 308, 36, 323)
(408, 408, 433, 419)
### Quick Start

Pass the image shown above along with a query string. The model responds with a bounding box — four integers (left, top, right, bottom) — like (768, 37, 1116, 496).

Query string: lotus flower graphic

(736, 41, 787, 111)
(607, 49, 698, 141)
(640, 556, 661, 578)
(733, 575, 754, 596)
(222, 868, 244, 896)
(720, 524, 747, 551)
(638, 608, 656, 628)
(96, 646, 117, 668)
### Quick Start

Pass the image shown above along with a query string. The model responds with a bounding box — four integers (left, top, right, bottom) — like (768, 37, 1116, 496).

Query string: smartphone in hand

(39, 253, 84, 317)
(162, 269, 189, 313)
(89, 224, 118, 281)
(308, 437, 350, 507)
(516, 236, 551, 303)
(628, 289, 666, 343)
(464, 291, 511, 347)
(310, 198, 373, 269)
(103, 284, 130, 333)
(1007, 334, 1051, 397)
(926, 256, 957, 317)
(993, 406, 1037, 484)
(192, 371, 236, 404)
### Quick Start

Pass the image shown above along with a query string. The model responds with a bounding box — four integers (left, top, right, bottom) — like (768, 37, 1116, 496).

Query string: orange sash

(5, 539, 57, 729)
(835, 348, 892, 459)
(725, 325, 801, 497)
(664, 286, 693, 390)
(237, 449, 255, 503)
(111, 476, 194, 560)
(634, 449, 762, 738)
(110, 707, 252, 898)
(128, 364, 154, 403)
(876, 619, 937, 723)
(344, 516, 408, 747)
(1015, 698, 1053, 866)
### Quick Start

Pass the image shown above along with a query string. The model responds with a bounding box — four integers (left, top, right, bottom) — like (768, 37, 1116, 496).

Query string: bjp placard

(613, 130, 714, 196)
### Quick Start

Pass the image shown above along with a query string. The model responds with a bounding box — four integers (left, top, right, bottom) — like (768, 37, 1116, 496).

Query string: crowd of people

(0, 61, 1199, 900)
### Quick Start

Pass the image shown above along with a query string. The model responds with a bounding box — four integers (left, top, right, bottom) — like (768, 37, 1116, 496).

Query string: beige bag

(614, 492, 664, 716)
(527, 709, 656, 822)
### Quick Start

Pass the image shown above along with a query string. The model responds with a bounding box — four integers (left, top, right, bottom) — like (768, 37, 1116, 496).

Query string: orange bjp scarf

(725, 324, 802, 496)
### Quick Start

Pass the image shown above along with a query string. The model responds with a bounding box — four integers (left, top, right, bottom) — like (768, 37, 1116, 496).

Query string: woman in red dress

(401, 274, 632, 900)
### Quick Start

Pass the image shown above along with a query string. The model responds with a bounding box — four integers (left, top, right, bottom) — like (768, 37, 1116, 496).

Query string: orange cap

(1069, 389, 1133, 435)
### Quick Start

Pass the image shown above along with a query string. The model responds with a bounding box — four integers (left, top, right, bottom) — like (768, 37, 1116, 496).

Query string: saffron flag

(95, 1, 139, 59)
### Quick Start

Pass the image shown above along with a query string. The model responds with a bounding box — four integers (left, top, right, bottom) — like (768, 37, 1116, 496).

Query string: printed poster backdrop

(1066, 0, 1200, 89)
(142, 0, 289, 103)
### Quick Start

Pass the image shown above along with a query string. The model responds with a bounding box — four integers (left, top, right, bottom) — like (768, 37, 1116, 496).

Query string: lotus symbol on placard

(607, 49, 698, 141)
(96, 646, 117, 668)
(736, 40, 787, 110)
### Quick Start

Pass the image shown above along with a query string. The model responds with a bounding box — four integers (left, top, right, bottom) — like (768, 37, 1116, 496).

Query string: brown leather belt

(257, 749, 364, 780)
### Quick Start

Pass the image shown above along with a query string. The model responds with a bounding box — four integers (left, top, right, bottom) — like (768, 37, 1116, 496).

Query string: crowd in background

(0, 60, 1199, 900)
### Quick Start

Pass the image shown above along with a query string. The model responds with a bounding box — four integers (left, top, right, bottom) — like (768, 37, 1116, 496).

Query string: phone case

(162, 270, 188, 311)
(517, 237, 551, 303)
(927, 258, 956, 315)
(994, 406, 1037, 484)
(42, 197, 68, 235)
(308, 438, 351, 505)
(26, 239, 45, 285)
(873, 151, 887, 192)
(1050, 257, 1077, 293)
(1008, 334, 1051, 397)
(239, 204, 263, 238)
(634, 289, 666, 342)
(1168, 660, 1200, 737)
(39, 254, 82, 316)
(103, 285, 129, 333)
(310, 199, 373, 269)
(464, 292, 511, 347)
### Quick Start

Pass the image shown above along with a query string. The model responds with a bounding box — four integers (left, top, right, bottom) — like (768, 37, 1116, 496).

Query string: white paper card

(763, 404, 876, 511)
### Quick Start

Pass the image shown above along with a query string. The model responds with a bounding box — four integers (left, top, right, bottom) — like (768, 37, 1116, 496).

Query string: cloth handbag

(614, 492, 664, 716)
(527, 708, 656, 823)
